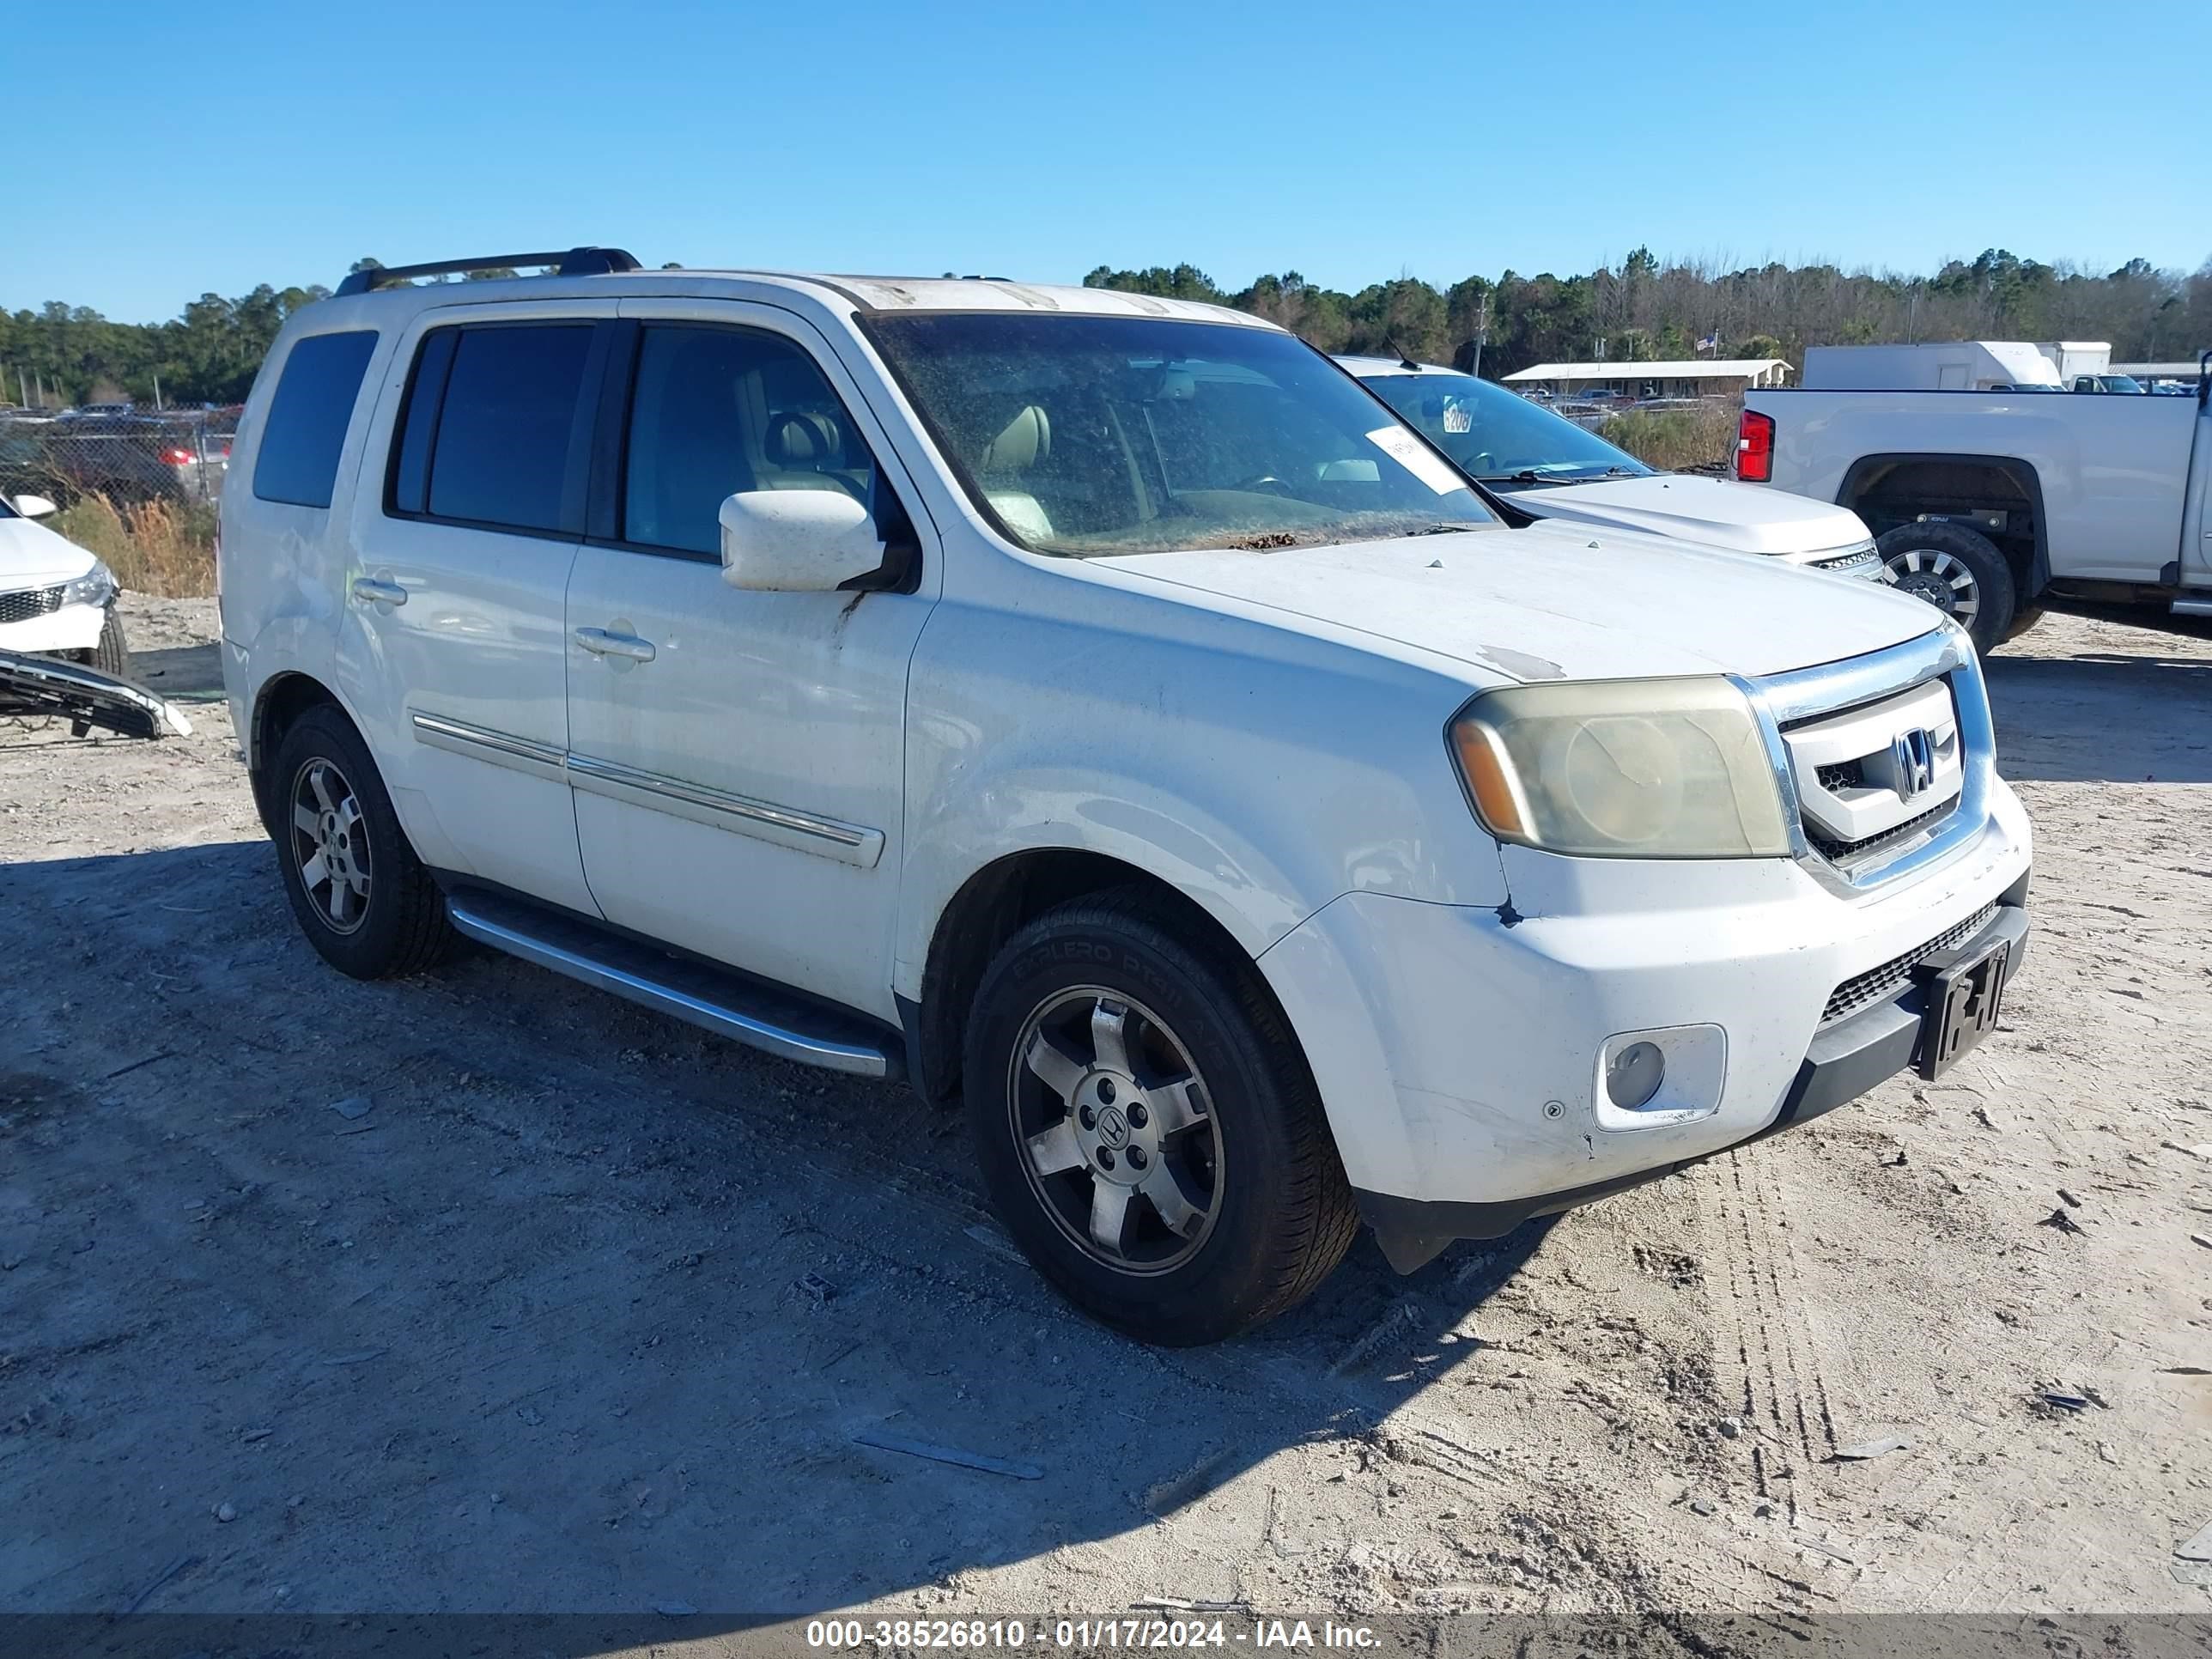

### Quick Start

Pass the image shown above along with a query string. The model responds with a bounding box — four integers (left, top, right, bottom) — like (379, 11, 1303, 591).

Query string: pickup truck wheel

(1875, 521, 2014, 653)
(271, 704, 456, 980)
(965, 893, 1358, 1345)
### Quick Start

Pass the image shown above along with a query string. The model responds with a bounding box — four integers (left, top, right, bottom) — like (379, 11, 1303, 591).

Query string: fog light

(1606, 1041, 1666, 1109)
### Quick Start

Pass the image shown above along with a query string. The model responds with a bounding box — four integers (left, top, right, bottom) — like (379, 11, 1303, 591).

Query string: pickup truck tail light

(1735, 410, 1774, 483)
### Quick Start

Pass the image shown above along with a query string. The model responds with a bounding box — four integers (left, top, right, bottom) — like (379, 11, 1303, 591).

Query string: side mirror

(14, 494, 58, 519)
(718, 489, 883, 592)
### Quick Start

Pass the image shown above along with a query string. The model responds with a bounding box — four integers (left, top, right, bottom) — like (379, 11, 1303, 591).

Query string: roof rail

(334, 246, 642, 297)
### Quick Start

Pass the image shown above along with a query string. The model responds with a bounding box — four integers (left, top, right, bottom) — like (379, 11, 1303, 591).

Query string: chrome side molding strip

(446, 898, 894, 1078)
(566, 751, 884, 867)
(409, 711, 566, 779)
(409, 708, 885, 866)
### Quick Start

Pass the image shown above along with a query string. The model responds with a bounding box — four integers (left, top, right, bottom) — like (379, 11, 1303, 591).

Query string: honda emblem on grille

(1892, 727, 1936, 799)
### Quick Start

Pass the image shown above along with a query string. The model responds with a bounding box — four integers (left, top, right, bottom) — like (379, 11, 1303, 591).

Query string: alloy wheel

(1006, 988, 1224, 1274)
(1882, 545, 1981, 627)
(289, 757, 372, 933)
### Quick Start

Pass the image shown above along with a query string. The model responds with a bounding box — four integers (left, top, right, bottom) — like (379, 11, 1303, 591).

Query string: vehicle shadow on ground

(1, 840, 1554, 1618)
(128, 641, 225, 702)
(1983, 642, 2212, 785)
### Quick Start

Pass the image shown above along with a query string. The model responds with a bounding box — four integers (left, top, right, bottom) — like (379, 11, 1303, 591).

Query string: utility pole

(1470, 290, 1490, 379)
(152, 374, 162, 411)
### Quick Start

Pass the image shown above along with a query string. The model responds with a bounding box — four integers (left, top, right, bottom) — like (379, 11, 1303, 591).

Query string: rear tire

(1876, 520, 2014, 653)
(964, 890, 1358, 1345)
(270, 702, 456, 980)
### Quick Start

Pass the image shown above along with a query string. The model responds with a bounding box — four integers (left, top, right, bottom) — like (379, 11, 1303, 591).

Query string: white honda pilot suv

(220, 249, 2031, 1343)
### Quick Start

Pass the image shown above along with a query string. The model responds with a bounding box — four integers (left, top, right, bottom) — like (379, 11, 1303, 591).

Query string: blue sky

(9, 0, 2208, 324)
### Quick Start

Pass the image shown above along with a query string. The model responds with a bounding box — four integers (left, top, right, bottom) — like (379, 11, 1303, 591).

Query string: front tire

(964, 891, 1358, 1345)
(88, 605, 131, 679)
(270, 703, 456, 980)
(1876, 520, 2015, 653)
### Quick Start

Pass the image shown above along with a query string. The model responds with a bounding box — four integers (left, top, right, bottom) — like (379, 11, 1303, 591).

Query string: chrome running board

(445, 891, 900, 1079)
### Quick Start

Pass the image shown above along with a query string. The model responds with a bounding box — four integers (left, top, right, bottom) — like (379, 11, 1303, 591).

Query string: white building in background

(1502, 358, 1793, 399)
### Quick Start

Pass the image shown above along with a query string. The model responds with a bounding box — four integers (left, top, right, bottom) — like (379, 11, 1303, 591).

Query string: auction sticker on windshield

(1365, 426, 1466, 495)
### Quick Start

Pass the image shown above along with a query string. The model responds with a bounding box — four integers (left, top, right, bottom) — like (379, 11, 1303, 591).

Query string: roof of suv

(318, 263, 1272, 331)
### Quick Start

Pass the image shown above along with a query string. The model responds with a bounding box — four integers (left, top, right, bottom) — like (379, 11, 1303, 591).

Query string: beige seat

(759, 410, 866, 500)
(978, 404, 1054, 542)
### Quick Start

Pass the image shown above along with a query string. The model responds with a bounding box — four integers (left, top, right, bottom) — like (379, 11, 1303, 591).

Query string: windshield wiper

(1476, 465, 1638, 485)
(1474, 469, 1580, 487)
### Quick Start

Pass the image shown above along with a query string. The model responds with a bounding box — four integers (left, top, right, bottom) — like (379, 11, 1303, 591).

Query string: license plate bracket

(1917, 936, 2013, 1079)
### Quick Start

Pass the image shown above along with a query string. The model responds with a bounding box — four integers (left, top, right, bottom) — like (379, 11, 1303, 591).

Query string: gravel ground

(1, 593, 2209, 1625)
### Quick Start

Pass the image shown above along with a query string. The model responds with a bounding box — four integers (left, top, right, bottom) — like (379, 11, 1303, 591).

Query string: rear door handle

(572, 626, 657, 663)
(350, 576, 407, 607)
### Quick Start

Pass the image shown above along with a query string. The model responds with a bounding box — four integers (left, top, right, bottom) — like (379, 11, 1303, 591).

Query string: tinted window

(622, 325, 878, 555)
(424, 325, 593, 532)
(252, 330, 378, 508)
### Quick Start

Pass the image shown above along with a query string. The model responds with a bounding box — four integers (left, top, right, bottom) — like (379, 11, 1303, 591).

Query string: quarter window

(252, 330, 378, 508)
(621, 325, 880, 556)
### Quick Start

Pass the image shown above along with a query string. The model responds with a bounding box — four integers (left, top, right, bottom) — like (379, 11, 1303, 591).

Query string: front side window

(863, 313, 1498, 557)
(252, 330, 378, 508)
(1362, 370, 1650, 484)
(621, 325, 880, 556)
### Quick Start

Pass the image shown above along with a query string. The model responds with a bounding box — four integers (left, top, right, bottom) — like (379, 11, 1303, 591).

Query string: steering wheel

(1467, 452, 1496, 475)
(1233, 473, 1293, 495)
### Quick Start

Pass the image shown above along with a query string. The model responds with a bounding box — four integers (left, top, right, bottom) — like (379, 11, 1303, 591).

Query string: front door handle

(573, 626, 657, 663)
(350, 576, 407, 607)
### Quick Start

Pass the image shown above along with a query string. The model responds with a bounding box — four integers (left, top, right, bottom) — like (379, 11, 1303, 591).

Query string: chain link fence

(0, 403, 234, 594)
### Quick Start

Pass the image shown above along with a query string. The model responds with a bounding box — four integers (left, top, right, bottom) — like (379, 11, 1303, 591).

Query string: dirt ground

(2, 593, 2209, 1626)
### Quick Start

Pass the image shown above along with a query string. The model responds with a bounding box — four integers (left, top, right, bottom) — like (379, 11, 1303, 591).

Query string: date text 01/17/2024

(803, 1619, 1383, 1650)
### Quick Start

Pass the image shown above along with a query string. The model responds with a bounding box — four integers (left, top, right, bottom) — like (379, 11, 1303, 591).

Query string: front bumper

(1255, 779, 2033, 1272)
(1352, 895, 2027, 1270)
(0, 596, 106, 655)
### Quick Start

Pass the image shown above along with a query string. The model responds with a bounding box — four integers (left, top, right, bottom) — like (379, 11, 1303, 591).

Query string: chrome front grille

(0, 584, 67, 626)
(1808, 540, 1881, 577)
(1741, 628, 1994, 895)
(1781, 677, 1964, 863)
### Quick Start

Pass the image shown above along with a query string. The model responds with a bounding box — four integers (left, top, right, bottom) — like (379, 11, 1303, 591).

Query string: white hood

(1507, 474, 1869, 559)
(1099, 519, 1941, 684)
(0, 512, 100, 589)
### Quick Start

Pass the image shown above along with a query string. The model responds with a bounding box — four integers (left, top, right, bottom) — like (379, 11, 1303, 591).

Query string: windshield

(1358, 369, 1650, 482)
(862, 313, 1498, 556)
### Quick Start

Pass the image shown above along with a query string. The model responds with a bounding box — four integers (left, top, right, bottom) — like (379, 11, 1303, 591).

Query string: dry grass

(1598, 401, 1740, 471)
(51, 494, 217, 598)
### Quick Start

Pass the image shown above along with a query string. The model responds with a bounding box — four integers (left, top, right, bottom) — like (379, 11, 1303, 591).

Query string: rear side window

(389, 323, 595, 535)
(252, 331, 378, 508)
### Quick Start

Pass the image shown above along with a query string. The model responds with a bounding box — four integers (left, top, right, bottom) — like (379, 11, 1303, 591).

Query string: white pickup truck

(1738, 355, 2212, 649)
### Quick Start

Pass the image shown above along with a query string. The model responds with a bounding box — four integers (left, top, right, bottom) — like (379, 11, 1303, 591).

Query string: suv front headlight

(1448, 678, 1790, 859)
(59, 560, 118, 609)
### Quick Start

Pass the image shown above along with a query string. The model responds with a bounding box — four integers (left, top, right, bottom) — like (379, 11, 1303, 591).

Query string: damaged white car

(0, 490, 188, 739)
(0, 491, 130, 675)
